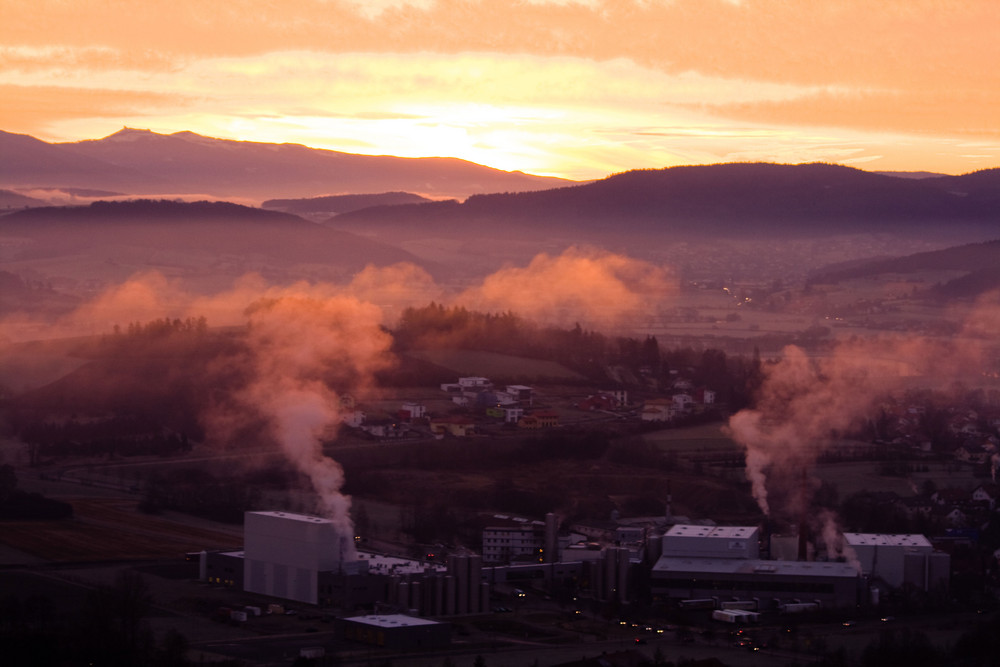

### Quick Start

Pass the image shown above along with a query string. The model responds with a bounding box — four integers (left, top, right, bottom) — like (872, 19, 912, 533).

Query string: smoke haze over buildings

(726, 290, 999, 545)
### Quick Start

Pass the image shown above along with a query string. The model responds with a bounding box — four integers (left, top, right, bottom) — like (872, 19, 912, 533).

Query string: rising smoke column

(726, 343, 892, 518)
(214, 294, 394, 553)
(726, 323, 990, 559)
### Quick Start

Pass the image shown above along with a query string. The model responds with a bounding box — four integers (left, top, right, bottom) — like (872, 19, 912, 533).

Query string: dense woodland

(3, 306, 760, 456)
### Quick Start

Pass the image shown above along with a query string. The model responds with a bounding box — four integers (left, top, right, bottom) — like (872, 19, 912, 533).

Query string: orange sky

(2, 0, 998, 179)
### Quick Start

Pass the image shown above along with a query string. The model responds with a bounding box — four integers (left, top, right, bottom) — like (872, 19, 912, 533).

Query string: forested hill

(1, 199, 307, 225)
(262, 192, 435, 217)
(808, 239, 1000, 298)
(0, 199, 423, 270)
(331, 163, 1000, 238)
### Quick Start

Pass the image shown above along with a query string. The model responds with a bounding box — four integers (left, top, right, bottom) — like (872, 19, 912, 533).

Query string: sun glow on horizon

(2, 2, 999, 178)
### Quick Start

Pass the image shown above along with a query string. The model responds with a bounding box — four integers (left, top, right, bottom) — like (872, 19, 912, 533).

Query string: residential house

(429, 416, 476, 438)
(694, 388, 716, 405)
(600, 389, 629, 407)
(458, 377, 492, 392)
(399, 402, 426, 421)
(518, 410, 559, 429)
(579, 394, 618, 412)
(641, 398, 674, 423)
(504, 407, 524, 424)
(972, 483, 999, 510)
(505, 385, 533, 406)
(361, 419, 408, 440)
(341, 410, 366, 428)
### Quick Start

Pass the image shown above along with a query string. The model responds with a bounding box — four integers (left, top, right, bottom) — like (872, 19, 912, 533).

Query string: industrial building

(243, 511, 364, 605)
(650, 524, 862, 609)
(482, 512, 562, 564)
(651, 557, 861, 609)
(202, 512, 948, 617)
(844, 533, 950, 591)
(338, 614, 450, 649)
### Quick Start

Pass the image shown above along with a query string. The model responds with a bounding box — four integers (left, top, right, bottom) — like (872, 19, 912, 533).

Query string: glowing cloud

(455, 247, 676, 329)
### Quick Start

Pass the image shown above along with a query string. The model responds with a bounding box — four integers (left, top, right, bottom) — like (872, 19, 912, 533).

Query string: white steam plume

(727, 290, 996, 525)
(212, 294, 394, 551)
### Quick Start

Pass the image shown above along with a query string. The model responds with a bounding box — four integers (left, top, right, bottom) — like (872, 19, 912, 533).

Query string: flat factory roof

(653, 557, 859, 579)
(843, 533, 932, 548)
(665, 525, 757, 539)
(358, 552, 447, 575)
(345, 614, 441, 628)
(248, 510, 334, 525)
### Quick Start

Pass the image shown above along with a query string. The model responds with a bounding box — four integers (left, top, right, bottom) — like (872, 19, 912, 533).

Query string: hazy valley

(2, 129, 1000, 666)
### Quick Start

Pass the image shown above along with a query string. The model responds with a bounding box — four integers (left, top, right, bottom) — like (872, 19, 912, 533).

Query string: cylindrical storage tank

(468, 555, 482, 613)
(435, 575, 446, 616)
(387, 575, 402, 605)
(617, 549, 630, 602)
(455, 556, 469, 614)
(481, 582, 491, 613)
(645, 532, 663, 563)
(199, 550, 208, 581)
(398, 581, 410, 609)
(410, 581, 422, 614)
(444, 575, 456, 615)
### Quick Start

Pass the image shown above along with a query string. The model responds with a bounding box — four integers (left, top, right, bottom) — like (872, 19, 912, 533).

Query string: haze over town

(2, 2, 1000, 666)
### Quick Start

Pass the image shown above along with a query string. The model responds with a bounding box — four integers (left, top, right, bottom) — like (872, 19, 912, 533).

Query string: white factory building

(660, 524, 760, 559)
(843, 533, 950, 591)
(243, 511, 364, 605)
(651, 524, 861, 609)
(204, 511, 488, 615)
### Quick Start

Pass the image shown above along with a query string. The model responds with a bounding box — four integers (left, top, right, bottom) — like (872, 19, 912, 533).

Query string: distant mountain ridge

(331, 162, 1000, 239)
(0, 128, 572, 201)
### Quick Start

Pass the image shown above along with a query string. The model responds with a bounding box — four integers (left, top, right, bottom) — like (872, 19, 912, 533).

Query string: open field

(642, 423, 737, 451)
(814, 460, 984, 498)
(0, 495, 242, 563)
(408, 348, 585, 380)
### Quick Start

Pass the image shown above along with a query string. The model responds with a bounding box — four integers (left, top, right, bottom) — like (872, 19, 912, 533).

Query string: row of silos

(388, 554, 490, 616)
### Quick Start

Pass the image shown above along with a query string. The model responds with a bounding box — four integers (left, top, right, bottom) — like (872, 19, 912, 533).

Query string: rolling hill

(261, 192, 437, 219)
(330, 163, 1000, 240)
(808, 239, 1000, 298)
(0, 199, 433, 296)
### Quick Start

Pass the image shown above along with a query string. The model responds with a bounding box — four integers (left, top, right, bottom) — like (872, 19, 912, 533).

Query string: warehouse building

(338, 614, 450, 649)
(650, 524, 862, 609)
(844, 533, 950, 591)
(651, 557, 861, 609)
